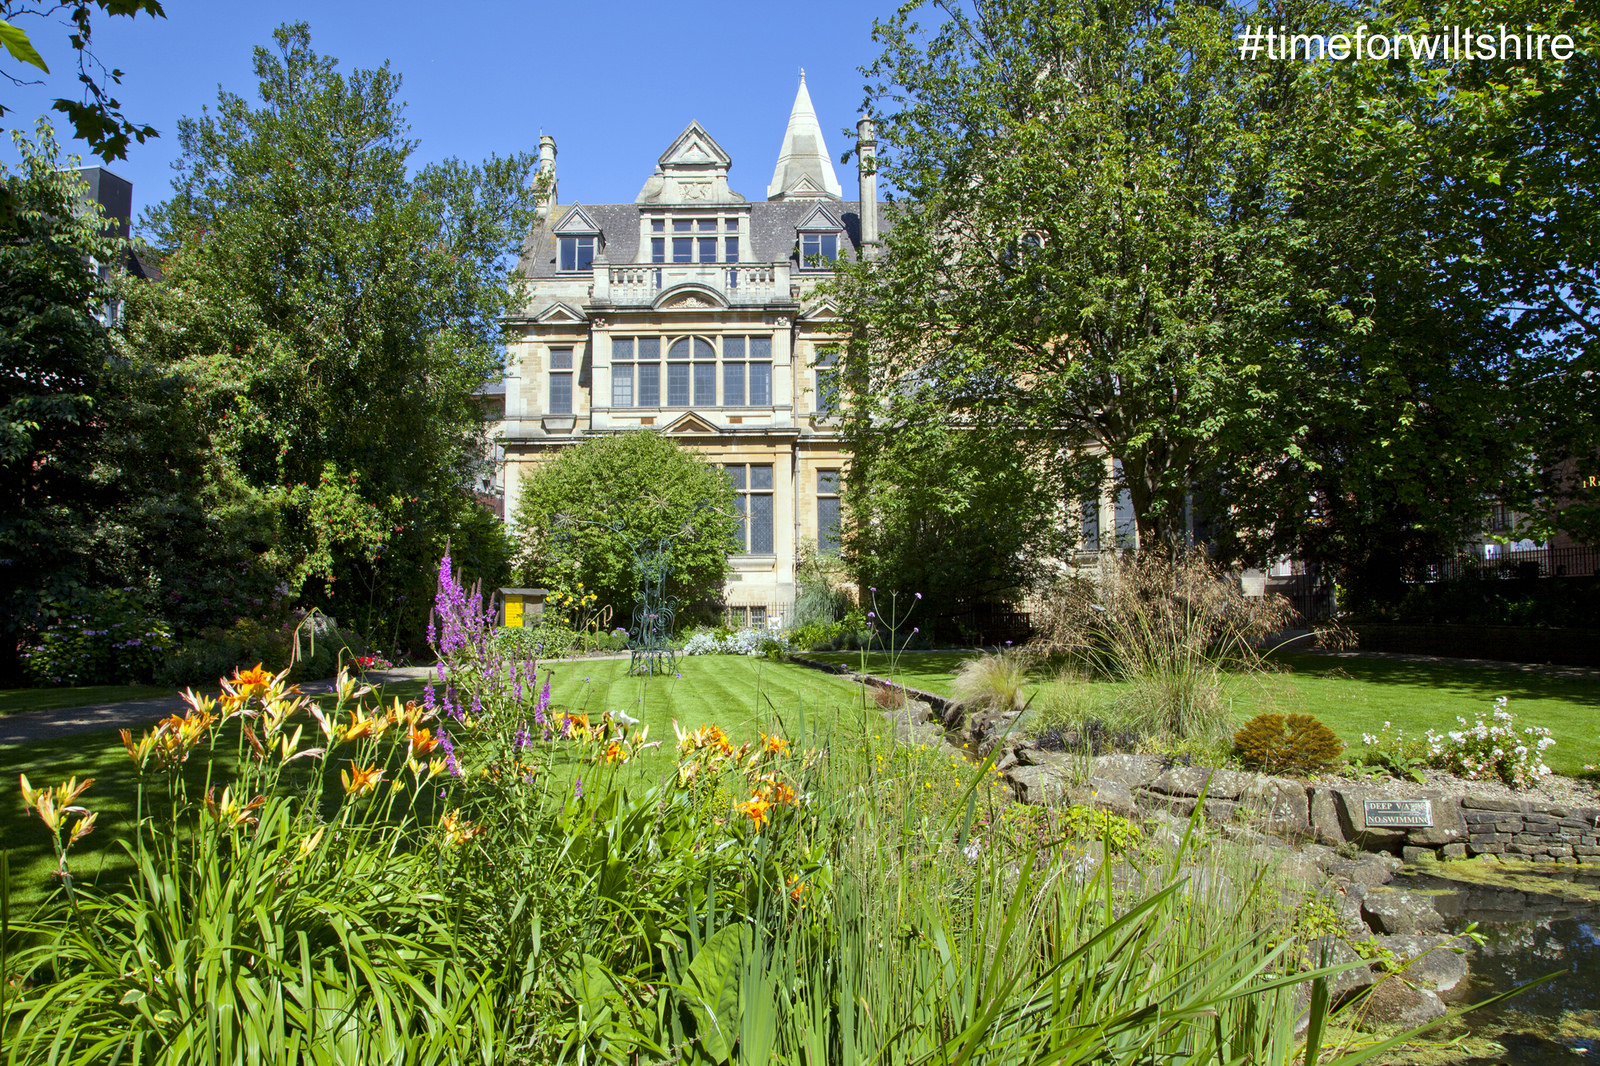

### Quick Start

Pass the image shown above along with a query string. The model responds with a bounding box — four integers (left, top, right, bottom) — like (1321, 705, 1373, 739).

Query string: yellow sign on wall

(505, 597, 524, 627)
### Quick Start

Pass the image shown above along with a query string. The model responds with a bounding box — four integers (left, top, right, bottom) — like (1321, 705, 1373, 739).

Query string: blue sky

(1, 0, 894, 230)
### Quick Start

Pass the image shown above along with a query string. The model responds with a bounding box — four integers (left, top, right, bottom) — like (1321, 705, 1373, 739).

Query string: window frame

(817, 468, 842, 554)
(726, 463, 775, 555)
(558, 235, 596, 273)
(548, 346, 575, 414)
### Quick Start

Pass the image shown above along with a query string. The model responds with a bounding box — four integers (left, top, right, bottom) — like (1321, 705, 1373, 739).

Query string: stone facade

(494, 76, 881, 624)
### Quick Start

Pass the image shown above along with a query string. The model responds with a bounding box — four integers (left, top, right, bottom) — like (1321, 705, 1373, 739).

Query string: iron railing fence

(1411, 546, 1600, 583)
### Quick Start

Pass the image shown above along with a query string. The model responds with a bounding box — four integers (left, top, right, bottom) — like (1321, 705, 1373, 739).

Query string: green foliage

(157, 614, 366, 688)
(20, 588, 173, 686)
(1352, 721, 1437, 784)
(512, 431, 739, 619)
(0, 0, 166, 162)
(0, 122, 121, 678)
(118, 23, 532, 650)
(1233, 713, 1345, 777)
(837, 387, 1067, 640)
(789, 539, 852, 629)
(1058, 804, 1142, 855)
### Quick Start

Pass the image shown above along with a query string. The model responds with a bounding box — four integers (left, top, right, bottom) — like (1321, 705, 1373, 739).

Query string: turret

(857, 115, 878, 253)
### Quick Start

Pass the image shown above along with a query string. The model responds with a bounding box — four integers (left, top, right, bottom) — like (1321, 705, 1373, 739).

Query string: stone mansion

(493, 75, 880, 626)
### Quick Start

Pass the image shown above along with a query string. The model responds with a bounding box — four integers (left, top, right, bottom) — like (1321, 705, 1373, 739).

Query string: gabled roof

(795, 204, 842, 231)
(533, 300, 587, 324)
(658, 121, 733, 169)
(553, 206, 601, 234)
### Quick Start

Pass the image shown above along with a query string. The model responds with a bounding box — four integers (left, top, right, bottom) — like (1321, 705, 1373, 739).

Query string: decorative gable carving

(800, 299, 840, 321)
(663, 412, 719, 435)
(654, 283, 729, 311)
(554, 206, 601, 234)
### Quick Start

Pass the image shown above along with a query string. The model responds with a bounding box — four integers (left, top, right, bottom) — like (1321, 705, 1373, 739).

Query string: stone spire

(767, 70, 843, 201)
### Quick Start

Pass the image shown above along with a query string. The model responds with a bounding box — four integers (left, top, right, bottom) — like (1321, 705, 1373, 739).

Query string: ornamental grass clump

(950, 648, 1029, 714)
(1033, 551, 1293, 745)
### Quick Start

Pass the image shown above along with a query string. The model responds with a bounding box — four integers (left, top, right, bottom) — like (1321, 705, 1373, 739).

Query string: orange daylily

(601, 739, 628, 765)
(233, 663, 274, 699)
(20, 774, 94, 833)
(408, 727, 439, 757)
(204, 786, 266, 829)
(760, 733, 789, 757)
(757, 777, 796, 806)
(341, 761, 384, 796)
(737, 792, 774, 830)
(343, 708, 389, 742)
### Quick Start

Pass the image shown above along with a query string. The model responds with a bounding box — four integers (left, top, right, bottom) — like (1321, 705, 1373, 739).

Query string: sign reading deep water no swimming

(1363, 799, 1434, 828)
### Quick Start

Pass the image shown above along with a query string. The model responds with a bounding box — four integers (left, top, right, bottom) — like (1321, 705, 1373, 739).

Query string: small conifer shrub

(1233, 713, 1345, 776)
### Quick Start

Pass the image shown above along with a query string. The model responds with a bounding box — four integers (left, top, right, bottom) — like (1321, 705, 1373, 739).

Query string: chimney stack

(537, 135, 558, 216)
(856, 115, 878, 254)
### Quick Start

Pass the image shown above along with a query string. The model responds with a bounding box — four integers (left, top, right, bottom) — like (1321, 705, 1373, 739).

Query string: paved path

(0, 667, 436, 749)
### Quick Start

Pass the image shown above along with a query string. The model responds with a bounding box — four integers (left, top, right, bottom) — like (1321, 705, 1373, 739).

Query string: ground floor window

(726, 463, 774, 554)
(817, 468, 841, 553)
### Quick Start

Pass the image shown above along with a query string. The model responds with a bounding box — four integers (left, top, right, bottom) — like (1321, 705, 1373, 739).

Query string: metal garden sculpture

(552, 501, 718, 676)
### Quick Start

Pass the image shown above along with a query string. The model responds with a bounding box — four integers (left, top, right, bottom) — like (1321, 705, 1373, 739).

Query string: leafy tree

(1, 0, 165, 161)
(0, 119, 116, 673)
(123, 23, 535, 647)
(841, 385, 1070, 639)
(512, 432, 738, 620)
(834, 0, 1321, 551)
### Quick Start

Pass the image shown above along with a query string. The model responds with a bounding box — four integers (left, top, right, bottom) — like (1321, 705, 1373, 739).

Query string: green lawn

(0, 684, 171, 716)
(0, 658, 868, 909)
(811, 649, 1600, 776)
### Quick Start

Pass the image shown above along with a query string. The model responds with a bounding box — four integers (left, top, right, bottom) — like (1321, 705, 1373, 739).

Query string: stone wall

(1002, 744, 1600, 864)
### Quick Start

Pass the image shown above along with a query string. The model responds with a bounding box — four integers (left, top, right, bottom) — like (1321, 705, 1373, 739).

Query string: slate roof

(516, 200, 892, 280)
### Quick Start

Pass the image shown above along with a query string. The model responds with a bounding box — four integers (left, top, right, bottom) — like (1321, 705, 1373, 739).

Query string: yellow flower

(297, 826, 326, 859)
(601, 739, 628, 764)
(341, 761, 384, 796)
(343, 707, 389, 742)
(760, 733, 790, 757)
(758, 777, 796, 806)
(737, 793, 773, 830)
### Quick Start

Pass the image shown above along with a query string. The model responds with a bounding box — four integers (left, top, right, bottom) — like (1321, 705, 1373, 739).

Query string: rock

(1240, 775, 1313, 838)
(1328, 854, 1399, 890)
(1276, 850, 1328, 887)
(1087, 754, 1164, 790)
(1146, 766, 1253, 800)
(994, 749, 1019, 773)
(1401, 845, 1437, 864)
(1460, 795, 1526, 813)
(968, 709, 1023, 748)
(1336, 884, 1369, 934)
(1309, 787, 1346, 846)
(1307, 936, 1378, 999)
(1007, 764, 1069, 806)
(1405, 795, 1466, 848)
(1360, 889, 1446, 936)
(890, 715, 946, 748)
(1066, 777, 1139, 820)
(1375, 934, 1472, 999)
(1441, 843, 1468, 860)
(1359, 979, 1447, 1028)
(1333, 788, 1409, 851)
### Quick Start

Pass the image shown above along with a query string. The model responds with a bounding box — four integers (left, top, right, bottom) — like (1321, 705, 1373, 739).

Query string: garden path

(0, 667, 437, 748)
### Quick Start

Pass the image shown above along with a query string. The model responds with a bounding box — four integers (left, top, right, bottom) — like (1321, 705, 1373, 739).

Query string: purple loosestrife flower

(573, 777, 583, 800)
(438, 730, 462, 777)
(512, 664, 524, 703)
(471, 689, 483, 720)
(513, 725, 531, 751)
(423, 683, 437, 712)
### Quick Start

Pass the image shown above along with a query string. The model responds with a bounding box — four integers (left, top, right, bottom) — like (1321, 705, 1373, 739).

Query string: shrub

(1233, 713, 1345, 776)
(159, 614, 365, 688)
(681, 626, 790, 659)
(951, 650, 1028, 714)
(1355, 699, 1556, 789)
(1425, 696, 1554, 789)
(21, 588, 174, 686)
(1033, 551, 1294, 744)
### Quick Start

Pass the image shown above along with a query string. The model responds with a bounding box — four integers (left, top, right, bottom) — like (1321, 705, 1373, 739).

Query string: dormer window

(796, 206, 844, 271)
(559, 236, 595, 272)
(800, 232, 837, 267)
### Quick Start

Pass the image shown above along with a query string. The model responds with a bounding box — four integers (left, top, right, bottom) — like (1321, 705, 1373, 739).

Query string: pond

(1395, 864, 1600, 1064)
